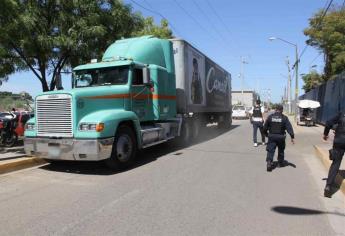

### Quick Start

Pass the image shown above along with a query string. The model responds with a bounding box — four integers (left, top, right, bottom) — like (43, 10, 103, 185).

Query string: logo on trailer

(206, 67, 228, 94)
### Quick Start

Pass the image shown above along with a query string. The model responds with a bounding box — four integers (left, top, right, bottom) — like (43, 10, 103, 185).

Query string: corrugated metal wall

(299, 72, 345, 124)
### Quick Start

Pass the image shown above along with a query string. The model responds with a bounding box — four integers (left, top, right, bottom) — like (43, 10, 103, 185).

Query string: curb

(0, 157, 46, 175)
(314, 145, 345, 196)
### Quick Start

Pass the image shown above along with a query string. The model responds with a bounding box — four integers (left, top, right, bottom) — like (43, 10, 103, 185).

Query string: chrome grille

(36, 94, 73, 137)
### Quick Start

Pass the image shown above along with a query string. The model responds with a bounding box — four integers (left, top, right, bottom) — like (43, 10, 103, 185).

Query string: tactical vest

(252, 106, 262, 118)
(270, 114, 284, 134)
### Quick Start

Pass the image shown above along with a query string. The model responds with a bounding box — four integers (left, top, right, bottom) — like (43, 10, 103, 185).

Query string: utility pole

(294, 45, 299, 119)
(269, 37, 299, 117)
(261, 89, 271, 109)
(240, 56, 248, 105)
(285, 57, 292, 114)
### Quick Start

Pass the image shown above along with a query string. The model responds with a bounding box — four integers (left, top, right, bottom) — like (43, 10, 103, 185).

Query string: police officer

(263, 104, 295, 172)
(323, 111, 345, 198)
(251, 100, 265, 147)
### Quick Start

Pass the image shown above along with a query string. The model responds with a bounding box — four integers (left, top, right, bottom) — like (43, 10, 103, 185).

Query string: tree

(133, 17, 172, 39)
(301, 70, 324, 92)
(0, 0, 172, 91)
(304, 7, 345, 78)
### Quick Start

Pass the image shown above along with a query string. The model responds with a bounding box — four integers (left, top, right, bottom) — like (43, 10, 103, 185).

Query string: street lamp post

(269, 37, 299, 118)
(284, 57, 292, 114)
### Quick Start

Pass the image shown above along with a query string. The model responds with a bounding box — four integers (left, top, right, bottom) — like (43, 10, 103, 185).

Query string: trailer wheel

(191, 120, 200, 140)
(175, 120, 191, 146)
(218, 113, 231, 129)
(105, 125, 137, 170)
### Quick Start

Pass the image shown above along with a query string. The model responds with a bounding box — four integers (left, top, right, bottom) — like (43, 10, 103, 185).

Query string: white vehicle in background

(232, 105, 248, 119)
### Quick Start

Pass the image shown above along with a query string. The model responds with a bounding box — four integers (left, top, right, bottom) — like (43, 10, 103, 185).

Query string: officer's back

(263, 105, 294, 171)
(264, 111, 294, 138)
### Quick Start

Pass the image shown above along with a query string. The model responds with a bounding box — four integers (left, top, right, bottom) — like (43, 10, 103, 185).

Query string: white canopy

(298, 99, 321, 109)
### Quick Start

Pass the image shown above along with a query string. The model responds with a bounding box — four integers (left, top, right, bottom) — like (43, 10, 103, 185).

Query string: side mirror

(143, 67, 151, 86)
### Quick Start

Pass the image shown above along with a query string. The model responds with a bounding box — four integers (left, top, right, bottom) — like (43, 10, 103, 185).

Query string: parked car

(232, 105, 248, 119)
(245, 106, 252, 117)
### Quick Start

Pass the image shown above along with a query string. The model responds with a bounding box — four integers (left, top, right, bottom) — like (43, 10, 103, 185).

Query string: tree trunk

(41, 79, 49, 92)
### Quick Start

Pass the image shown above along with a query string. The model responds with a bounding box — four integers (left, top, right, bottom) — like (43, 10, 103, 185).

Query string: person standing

(323, 112, 345, 198)
(250, 100, 265, 147)
(263, 105, 295, 172)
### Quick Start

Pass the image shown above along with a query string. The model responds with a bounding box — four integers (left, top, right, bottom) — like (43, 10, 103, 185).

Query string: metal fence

(299, 72, 345, 124)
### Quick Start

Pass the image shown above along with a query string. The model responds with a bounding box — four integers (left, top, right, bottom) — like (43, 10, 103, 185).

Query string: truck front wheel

(105, 125, 137, 170)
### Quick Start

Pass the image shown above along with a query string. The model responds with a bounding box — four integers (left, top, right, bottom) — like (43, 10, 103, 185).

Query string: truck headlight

(79, 123, 104, 132)
(25, 123, 36, 131)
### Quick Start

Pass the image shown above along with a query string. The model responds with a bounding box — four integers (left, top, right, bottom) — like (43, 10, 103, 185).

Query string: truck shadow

(40, 124, 240, 175)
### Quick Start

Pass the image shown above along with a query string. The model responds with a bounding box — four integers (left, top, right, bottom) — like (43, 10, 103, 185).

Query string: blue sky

(0, 0, 331, 102)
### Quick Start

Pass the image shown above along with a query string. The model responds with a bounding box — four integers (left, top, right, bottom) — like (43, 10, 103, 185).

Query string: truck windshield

(73, 66, 129, 88)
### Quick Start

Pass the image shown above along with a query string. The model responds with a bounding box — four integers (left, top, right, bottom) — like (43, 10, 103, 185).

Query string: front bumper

(24, 137, 114, 161)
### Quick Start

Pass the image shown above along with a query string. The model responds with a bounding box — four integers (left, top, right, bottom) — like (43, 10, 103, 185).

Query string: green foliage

(301, 70, 324, 92)
(0, 91, 31, 111)
(133, 18, 172, 39)
(0, 0, 172, 91)
(304, 7, 345, 78)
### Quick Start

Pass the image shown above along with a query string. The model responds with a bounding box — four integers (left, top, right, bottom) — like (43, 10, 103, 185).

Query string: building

(232, 90, 259, 108)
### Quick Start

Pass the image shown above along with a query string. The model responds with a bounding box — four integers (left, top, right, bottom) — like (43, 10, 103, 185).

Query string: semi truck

(24, 36, 232, 169)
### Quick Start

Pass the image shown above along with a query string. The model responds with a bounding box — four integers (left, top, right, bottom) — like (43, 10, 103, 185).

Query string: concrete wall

(232, 91, 257, 107)
(300, 72, 345, 124)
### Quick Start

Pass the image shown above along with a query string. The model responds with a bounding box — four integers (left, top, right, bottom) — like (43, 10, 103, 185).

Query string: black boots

(267, 161, 273, 172)
(324, 185, 332, 198)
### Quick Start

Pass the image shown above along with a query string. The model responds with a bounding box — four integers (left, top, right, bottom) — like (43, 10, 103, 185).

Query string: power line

(298, 0, 334, 62)
(142, 0, 153, 9)
(320, 0, 334, 19)
(204, 0, 239, 47)
(191, 0, 236, 52)
(129, 0, 181, 36)
(172, 0, 218, 41)
(308, 53, 322, 67)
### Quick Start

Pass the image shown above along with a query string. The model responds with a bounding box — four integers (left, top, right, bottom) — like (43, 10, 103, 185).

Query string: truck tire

(191, 119, 200, 140)
(176, 120, 191, 146)
(218, 113, 231, 129)
(105, 125, 137, 170)
(4, 132, 18, 147)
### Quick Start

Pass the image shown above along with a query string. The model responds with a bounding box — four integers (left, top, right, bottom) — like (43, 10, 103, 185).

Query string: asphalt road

(0, 120, 344, 235)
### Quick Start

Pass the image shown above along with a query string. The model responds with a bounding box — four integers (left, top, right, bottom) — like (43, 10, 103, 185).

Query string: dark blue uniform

(323, 112, 345, 196)
(263, 111, 294, 171)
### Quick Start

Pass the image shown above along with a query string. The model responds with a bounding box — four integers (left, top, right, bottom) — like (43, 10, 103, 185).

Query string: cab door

(130, 68, 153, 121)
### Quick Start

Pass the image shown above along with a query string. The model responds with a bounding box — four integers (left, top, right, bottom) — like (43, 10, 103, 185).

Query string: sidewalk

(0, 146, 46, 174)
(291, 120, 345, 196)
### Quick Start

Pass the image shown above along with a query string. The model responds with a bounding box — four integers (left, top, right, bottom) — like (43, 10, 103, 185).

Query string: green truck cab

(24, 36, 232, 169)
